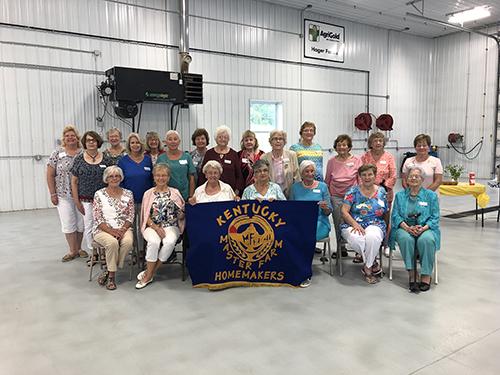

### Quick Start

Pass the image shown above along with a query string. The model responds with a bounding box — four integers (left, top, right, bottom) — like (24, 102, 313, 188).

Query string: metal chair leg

(389, 248, 393, 280)
(336, 240, 343, 276)
(434, 252, 439, 284)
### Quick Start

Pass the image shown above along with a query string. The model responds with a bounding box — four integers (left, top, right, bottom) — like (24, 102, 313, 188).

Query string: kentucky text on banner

(186, 200, 318, 289)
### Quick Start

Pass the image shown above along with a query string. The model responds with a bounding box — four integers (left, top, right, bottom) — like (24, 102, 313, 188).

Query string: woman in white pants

(341, 164, 388, 284)
(136, 164, 185, 289)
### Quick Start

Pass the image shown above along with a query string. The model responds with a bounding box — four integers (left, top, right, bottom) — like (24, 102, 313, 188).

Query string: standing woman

(261, 130, 300, 199)
(70, 131, 113, 257)
(157, 130, 196, 201)
(290, 121, 324, 181)
(238, 130, 264, 188)
(103, 127, 126, 165)
(189, 128, 210, 179)
(325, 134, 362, 258)
(93, 166, 134, 291)
(361, 132, 397, 207)
(136, 164, 185, 289)
(47, 125, 84, 262)
(144, 131, 165, 165)
(402, 134, 443, 191)
(198, 126, 244, 195)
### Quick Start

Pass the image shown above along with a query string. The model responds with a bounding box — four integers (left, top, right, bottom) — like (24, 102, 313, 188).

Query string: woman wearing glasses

(241, 159, 286, 201)
(261, 130, 300, 199)
(390, 166, 440, 292)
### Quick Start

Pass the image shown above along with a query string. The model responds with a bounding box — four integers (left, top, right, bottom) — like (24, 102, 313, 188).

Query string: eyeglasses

(108, 174, 121, 179)
(255, 169, 269, 174)
(271, 137, 284, 141)
(86, 138, 97, 143)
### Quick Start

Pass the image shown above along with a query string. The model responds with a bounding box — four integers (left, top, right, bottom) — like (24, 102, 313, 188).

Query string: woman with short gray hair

(93, 166, 134, 290)
(190, 160, 236, 204)
(242, 159, 286, 201)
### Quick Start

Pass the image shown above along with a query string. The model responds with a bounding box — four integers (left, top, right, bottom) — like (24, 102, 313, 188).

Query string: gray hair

(406, 166, 425, 180)
(165, 130, 180, 140)
(252, 159, 270, 171)
(269, 130, 287, 145)
(203, 160, 223, 175)
(153, 163, 171, 176)
(106, 127, 122, 139)
(215, 125, 231, 140)
(299, 160, 316, 176)
(103, 165, 124, 183)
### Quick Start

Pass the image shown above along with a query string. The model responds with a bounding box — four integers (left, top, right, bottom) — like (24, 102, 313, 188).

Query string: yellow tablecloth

(439, 183, 490, 208)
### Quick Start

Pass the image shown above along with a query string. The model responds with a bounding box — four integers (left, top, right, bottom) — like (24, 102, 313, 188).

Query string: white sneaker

(300, 278, 311, 288)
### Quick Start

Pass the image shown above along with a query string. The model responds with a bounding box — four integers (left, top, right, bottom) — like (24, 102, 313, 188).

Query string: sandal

(106, 278, 117, 291)
(361, 268, 379, 284)
(97, 271, 109, 286)
(78, 249, 89, 258)
(353, 254, 363, 264)
(61, 253, 79, 262)
(371, 262, 382, 276)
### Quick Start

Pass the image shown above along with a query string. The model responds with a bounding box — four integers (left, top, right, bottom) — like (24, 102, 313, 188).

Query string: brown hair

(367, 132, 386, 148)
(191, 128, 210, 146)
(81, 131, 103, 149)
(358, 163, 377, 176)
(413, 134, 431, 147)
(333, 134, 352, 150)
(300, 121, 316, 136)
(240, 130, 259, 150)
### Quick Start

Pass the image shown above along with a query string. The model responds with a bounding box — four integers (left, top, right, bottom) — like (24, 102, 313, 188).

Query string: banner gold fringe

(193, 281, 300, 290)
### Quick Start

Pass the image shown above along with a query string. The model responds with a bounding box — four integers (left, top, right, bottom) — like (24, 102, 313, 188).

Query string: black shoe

(331, 250, 348, 259)
(315, 247, 323, 254)
(419, 281, 431, 292)
(409, 282, 419, 292)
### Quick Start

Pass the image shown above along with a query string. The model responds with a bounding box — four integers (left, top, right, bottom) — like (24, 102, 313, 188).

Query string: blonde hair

(60, 125, 81, 147)
(145, 131, 163, 152)
(240, 130, 259, 150)
(126, 132, 145, 154)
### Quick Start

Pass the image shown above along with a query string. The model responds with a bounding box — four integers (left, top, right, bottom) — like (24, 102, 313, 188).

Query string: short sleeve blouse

(47, 147, 81, 198)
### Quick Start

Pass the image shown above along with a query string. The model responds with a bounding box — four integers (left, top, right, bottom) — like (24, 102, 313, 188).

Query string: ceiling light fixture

(447, 6, 491, 26)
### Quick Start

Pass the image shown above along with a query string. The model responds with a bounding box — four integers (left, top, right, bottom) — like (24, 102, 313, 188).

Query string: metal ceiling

(268, 0, 500, 38)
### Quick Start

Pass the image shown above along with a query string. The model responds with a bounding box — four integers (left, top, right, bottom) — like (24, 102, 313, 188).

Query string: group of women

(47, 122, 442, 292)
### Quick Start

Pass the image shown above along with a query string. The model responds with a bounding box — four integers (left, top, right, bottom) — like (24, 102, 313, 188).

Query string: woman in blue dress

(341, 164, 388, 284)
(290, 160, 332, 241)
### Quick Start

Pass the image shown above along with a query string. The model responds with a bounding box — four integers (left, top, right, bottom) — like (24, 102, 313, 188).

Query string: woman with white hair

(136, 164, 185, 289)
(93, 166, 134, 290)
(157, 130, 196, 200)
(261, 130, 300, 199)
(198, 125, 244, 195)
(189, 160, 236, 204)
(290, 160, 332, 241)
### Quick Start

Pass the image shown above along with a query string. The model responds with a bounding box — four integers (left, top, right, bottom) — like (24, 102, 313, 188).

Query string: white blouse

(193, 181, 236, 203)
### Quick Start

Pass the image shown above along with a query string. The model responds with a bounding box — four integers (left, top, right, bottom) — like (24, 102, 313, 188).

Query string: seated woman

(93, 166, 134, 291)
(189, 160, 236, 204)
(290, 160, 332, 241)
(341, 164, 388, 284)
(389, 166, 440, 292)
(136, 164, 185, 289)
(241, 159, 286, 201)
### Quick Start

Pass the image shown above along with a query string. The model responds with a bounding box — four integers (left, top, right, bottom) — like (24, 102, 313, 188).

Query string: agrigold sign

(186, 200, 318, 290)
(304, 19, 345, 63)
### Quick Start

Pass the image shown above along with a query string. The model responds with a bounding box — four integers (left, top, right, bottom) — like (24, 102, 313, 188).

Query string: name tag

(418, 201, 428, 206)
(380, 160, 387, 165)
(346, 162, 354, 167)
(144, 167, 151, 171)
(59, 152, 67, 158)
(313, 189, 321, 193)
(179, 159, 187, 165)
(283, 158, 290, 162)
(99, 164, 106, 168)
(378, 199, 385, 207)
(242, 158, 249, 163)
(224, 159, 232, 164)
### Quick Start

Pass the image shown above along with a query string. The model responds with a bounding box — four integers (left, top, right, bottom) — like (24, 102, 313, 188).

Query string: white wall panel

(0, 0, 497, 210)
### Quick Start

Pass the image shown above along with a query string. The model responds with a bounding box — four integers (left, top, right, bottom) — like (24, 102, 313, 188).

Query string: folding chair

(317, 237, 333, 276)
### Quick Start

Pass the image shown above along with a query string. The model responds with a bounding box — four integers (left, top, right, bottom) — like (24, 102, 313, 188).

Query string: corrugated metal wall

(0, 0, 497, 211)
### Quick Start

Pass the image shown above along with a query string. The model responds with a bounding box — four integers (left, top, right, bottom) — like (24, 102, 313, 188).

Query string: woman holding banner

(189, 160, 236, 204)
(241, 159, 286, 201)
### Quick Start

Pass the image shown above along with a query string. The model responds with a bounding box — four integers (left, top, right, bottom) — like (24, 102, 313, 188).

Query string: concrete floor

(1, 183, 499, 375)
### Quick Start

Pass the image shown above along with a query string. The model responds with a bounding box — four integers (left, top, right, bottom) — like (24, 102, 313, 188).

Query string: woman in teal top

(390, 166, 440, 292)
(241, 159, 286, 201)
(290, 121, 324, 181)
(156, 130, 196, 200)
(290, 160, 332, 241)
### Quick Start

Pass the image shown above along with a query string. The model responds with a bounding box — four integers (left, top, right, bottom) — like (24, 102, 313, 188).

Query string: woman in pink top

(361, 132, 397, 206)
(402, 134, 443, 191)
(325, 134, 362, 257)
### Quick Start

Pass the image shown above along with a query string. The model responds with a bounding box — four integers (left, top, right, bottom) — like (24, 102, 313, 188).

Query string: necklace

(85, 151, 98, 162)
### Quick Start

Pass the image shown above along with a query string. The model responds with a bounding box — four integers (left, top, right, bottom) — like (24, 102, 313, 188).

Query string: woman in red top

(238, 130, 264, 188)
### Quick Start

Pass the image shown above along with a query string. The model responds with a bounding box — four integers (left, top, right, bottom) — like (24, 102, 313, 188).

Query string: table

(439, 183, 490, 227)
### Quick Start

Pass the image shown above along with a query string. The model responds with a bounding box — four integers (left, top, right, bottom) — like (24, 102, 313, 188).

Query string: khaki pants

(94, 229, 134, 272)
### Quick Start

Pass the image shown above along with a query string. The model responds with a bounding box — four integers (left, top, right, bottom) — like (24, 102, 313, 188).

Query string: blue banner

(186, 200, 318, 289)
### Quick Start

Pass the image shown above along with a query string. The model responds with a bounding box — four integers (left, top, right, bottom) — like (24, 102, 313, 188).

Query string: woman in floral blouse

(93, 166, 134, 290)
(46, 125, 84, 262)
(136, 164, 185, 289)
(341, 164, 388, 284)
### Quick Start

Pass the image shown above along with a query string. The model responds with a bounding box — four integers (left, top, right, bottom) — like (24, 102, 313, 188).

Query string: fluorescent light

(448, 6, 491, 26)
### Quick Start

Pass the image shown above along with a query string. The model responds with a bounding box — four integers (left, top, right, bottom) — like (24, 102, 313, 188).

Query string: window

(249, 100, 282, 152)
